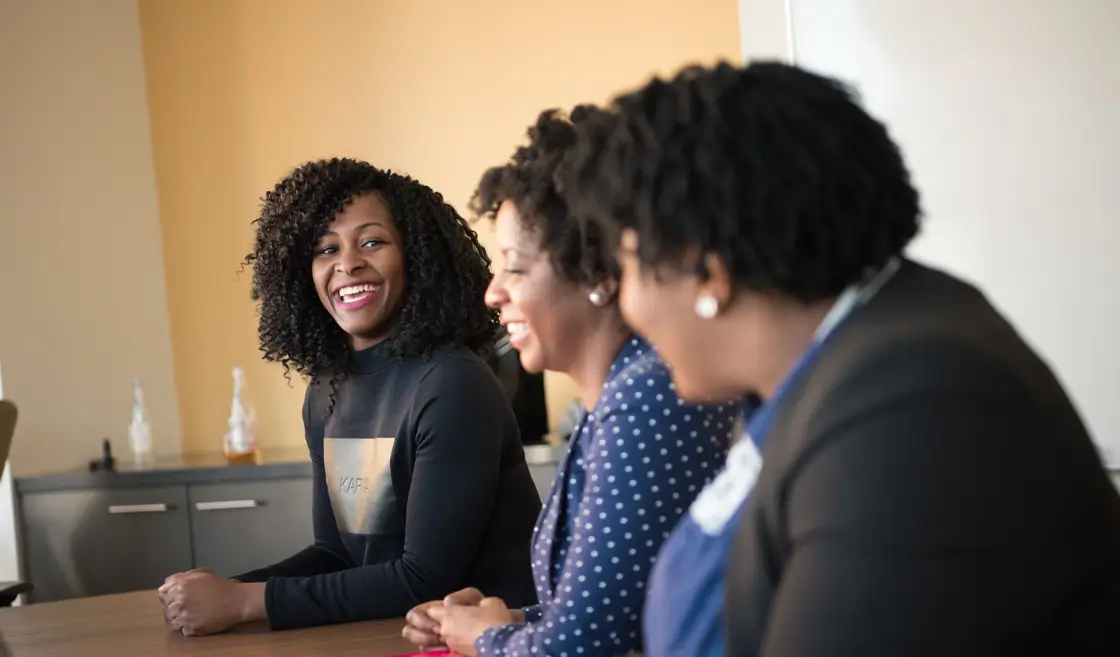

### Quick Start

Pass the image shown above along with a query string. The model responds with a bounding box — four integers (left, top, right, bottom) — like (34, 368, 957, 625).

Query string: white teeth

(506, 322, 528, 338)
(338, 284, 377, 297)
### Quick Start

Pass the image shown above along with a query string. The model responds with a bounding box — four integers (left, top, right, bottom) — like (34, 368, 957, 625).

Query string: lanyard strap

(750, 256, 903, 436)
(814, 257, 902, 344)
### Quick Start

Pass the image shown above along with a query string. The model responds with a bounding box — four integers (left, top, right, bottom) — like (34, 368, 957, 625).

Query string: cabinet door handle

(108, 503, 169, 514)
(195, 500, 260, 511)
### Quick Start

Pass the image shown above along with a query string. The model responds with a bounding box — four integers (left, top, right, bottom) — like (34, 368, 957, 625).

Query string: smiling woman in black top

(158, 158, 541, 636)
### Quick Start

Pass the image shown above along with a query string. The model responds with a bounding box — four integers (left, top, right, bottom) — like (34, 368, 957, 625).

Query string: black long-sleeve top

(235, 343, 541, 630)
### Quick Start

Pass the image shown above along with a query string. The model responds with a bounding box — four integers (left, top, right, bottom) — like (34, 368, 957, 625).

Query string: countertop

(14, 448, 313, 494)
(0, 589, 415, 656)
(14, 442, 567, 494)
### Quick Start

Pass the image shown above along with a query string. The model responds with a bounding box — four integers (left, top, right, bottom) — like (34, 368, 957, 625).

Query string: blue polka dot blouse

(476, 337, 739, 656)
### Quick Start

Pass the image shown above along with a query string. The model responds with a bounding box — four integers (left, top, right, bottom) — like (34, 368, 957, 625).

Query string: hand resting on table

(158, 567, 266, 637)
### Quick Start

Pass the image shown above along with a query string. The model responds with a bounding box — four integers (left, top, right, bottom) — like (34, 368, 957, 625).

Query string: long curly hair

(563, 61, 923, 302)
(470, 106, 618, 287)
(244, 158, 498, 380)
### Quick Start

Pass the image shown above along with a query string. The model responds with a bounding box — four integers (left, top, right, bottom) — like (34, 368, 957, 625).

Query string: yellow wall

(0, 0, 181, 474)
(139, 0, 742, 453)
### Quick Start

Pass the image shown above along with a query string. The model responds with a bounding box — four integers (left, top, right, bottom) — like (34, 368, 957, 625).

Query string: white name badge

(689, 436, 763, 535)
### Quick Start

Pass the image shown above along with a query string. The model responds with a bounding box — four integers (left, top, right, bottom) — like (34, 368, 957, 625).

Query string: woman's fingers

(402, 588, 486, 648)
(402, 625, 445, 648)
(444, 587, 484, 606)
(405, 603, 440, 633)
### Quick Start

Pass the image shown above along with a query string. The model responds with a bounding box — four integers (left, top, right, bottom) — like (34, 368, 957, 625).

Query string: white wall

(0, 0, 182, 475)
(0, 0, 183, 583)
(737, 0, 792, 62)
(740, 0, 1120, 463)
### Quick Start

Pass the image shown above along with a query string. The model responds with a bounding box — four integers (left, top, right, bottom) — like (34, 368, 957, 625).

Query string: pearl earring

(694, 295, 719, 319)
(589, 291, 605, 306)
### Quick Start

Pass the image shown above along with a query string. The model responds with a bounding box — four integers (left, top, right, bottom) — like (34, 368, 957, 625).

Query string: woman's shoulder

(586, 339, 737, 481)
(414, 342, 504, 396)
(302, 374, 330, 409)
(597, 337, 742, 425)
(302, 344, 500, 402)
(600, 339, 676, 405)
(407, 344, 517, 442)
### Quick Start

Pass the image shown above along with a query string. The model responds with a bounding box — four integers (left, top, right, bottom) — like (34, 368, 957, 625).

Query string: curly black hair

(563, 61, 923, 302)
(244, 158, 498, 380)
(470, 106, 618, 287)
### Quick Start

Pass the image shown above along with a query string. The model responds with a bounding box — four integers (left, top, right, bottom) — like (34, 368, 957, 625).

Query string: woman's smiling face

(485, 200, 600, 375)
(310, 192, 407, 350)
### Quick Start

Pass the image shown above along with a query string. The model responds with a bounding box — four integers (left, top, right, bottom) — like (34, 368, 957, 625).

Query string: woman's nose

(484, 274, 507, 309)
(335, 245, 365, 273)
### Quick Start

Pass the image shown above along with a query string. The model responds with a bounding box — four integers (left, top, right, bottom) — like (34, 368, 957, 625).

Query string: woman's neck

(349, 334, 385, 352)
(730, 296, 837, 400)
(566, 323, 631, 411)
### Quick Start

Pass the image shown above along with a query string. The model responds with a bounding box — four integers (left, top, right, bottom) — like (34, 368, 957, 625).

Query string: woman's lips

(335, 283, 381, 310)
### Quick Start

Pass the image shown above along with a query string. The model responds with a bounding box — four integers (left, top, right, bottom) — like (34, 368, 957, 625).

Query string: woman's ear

(598, 277, 619, 301)
(694, 253, 733, 319)
(587, 278, 619, 307)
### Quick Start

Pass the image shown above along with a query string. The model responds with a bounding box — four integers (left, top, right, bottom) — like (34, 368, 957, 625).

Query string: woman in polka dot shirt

(403, 107, 738, 657)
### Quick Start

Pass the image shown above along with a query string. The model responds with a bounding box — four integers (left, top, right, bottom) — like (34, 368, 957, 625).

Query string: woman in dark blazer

(564, 61, 1120, 657)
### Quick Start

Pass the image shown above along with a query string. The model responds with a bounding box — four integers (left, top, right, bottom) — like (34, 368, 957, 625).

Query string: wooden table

(0, 590, 420, 656)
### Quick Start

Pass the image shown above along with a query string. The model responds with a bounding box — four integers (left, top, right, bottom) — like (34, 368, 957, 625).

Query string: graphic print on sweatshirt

(323, 437, 399, 535)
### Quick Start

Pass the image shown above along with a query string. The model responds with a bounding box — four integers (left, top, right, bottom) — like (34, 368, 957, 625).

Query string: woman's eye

(362, 238, 383, 248)
(316, 246, 338, 256)
(503, 268, 525, 276)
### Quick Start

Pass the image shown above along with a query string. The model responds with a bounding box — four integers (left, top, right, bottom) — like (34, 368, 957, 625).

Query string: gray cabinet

(16, 448, 558, 603)
(21, 486, 193, 602)
(188, 478, 313, 578)
(18, 472, 315, 603)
